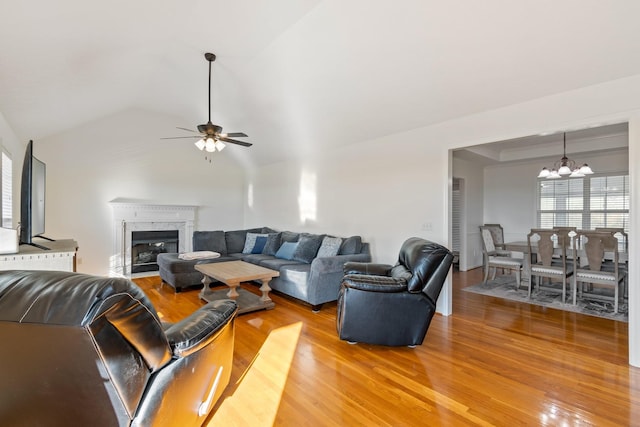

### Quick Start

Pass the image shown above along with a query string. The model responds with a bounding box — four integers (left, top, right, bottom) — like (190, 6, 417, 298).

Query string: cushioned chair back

(0, 270, 172, 426)
(398, 237, 454, 300)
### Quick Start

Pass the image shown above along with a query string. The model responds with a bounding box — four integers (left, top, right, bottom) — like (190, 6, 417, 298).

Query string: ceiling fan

(162, 52, 252, 153)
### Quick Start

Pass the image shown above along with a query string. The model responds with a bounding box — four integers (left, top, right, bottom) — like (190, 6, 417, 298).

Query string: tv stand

(0, 239, 78, 272)
(22, 242, 51, 251)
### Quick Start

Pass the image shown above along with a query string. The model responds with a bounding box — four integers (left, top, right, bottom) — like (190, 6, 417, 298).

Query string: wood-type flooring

(134, 268, 640, 426)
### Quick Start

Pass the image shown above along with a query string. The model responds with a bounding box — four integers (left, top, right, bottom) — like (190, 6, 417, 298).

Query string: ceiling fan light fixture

(195, 138, 206, 151)
(205, 137, 216, 152)
(214, 140, 226, 151)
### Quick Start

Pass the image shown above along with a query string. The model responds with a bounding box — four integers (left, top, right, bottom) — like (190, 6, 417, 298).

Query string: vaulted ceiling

(2, 1, 640, 165)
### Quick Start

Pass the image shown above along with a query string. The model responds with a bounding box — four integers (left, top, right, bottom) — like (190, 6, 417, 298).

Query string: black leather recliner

(0, 270, 238, 427)
(336, 237, 454, 346)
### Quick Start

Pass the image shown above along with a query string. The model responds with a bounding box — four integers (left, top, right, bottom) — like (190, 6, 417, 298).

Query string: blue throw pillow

(275, 241, 298, 260)
(252, 235, 268, 254)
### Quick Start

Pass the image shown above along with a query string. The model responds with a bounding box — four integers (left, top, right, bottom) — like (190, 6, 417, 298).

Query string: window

(1, 150, 12, 228)
(537, 173, 629, 232)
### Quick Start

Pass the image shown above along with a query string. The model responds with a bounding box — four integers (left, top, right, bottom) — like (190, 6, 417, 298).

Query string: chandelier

(537, 132, 594, 179)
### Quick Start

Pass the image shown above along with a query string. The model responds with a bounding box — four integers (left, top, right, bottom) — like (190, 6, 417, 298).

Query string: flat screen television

(19, 140, 53, 249)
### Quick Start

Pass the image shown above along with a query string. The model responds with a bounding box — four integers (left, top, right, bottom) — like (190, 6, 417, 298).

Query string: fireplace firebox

(131, 230, 179, 273)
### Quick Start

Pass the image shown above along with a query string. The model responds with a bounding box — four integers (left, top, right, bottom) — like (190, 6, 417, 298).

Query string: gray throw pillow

(339, 236, 363, 255)
(262, 232, 282, 256)
(316, 236, 343, 258)
(280, 231, 300, 243)
(292, 234, 324, 263)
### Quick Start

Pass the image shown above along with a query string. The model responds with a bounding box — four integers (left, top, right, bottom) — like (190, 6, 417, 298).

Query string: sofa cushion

(316, 236, 343, 258)
(262, 232, 282, 256)
(275, 241, 298, 260)
(242, 232, 269, 254)
(339, 236, 363, 255)
(193, 231, 227, 254)
(292, 234, 324, 263)
(259, 257, 305, 270)
(241, 253, 273, 265)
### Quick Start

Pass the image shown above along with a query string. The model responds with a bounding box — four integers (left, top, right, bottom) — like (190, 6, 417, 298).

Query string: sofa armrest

(164, 299, 238, 358)
(342, 274, 408, 293)
(343, 261, 393, 276)
(310, 252, 372, 276)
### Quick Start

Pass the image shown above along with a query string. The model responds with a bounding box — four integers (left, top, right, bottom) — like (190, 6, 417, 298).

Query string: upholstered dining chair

(336, 237, 453, 347)
(0, 270, 238, 427)
(573, 230, 626, 313)
(479, 225, 523, 289)
(526, 229, 573, 303)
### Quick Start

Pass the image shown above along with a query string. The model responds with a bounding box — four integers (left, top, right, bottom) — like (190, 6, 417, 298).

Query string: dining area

(479, 224, 628, 315)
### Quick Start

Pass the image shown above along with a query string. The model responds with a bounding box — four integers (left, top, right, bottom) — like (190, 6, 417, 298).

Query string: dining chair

(479, 225, 523, 288)
(595, 227, 628, 253)
(594, 227, 629, 297)
(573, 230, 626, 313)
(526, 229, 573, 303)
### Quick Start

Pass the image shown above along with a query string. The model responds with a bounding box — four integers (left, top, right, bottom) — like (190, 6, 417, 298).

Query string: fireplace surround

(110, 201, 197, 277)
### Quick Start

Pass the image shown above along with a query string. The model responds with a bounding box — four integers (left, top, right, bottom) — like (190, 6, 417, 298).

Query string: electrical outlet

(421, 222, 433, 231)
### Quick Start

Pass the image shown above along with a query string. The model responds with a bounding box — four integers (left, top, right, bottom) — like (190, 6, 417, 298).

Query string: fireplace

(131, 230, 179, 273)
(109, 201, 197, 277)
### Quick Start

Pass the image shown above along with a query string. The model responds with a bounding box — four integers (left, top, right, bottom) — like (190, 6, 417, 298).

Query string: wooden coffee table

(196, 260, 279, 314)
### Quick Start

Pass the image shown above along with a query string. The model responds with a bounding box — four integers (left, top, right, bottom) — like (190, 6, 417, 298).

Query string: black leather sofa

(336, 237, 454, 346)
(0, 270, 238, 426)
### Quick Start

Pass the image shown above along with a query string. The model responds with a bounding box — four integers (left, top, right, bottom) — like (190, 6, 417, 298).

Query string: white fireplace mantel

(109, 202, 197, 277)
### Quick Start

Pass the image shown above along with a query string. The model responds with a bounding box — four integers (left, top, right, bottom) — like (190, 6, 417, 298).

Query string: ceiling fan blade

(176, 127, 198, 133)
(160, 136, 202, 140)
(223, 132, 248, 138)
(219, 136, 253, 147)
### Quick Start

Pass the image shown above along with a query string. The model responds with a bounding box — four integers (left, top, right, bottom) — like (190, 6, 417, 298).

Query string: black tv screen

(19, 140, 47, 248)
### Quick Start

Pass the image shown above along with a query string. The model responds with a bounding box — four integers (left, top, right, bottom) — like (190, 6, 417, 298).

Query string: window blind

(1, 151, 12, 228)
(537, 173, 629, 233)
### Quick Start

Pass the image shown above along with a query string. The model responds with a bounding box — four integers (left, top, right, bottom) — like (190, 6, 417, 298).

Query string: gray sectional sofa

(157, 227, 371, 310)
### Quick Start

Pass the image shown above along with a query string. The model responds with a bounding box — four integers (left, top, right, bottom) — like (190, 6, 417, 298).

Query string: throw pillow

(252, 235, 268, 254)
(242, 232, 268, 254)
(280, 231, 300, 243)
(316, 236, 343, 258)
(292, 234, 324, 263)
(275, 241, 298, 260)
(262, 232, 282, 256)
(339, 236, 362, 255)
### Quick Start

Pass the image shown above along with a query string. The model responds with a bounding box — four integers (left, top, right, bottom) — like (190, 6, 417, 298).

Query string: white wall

(36, 108, 245, 275)
(245, 132, 450, 266)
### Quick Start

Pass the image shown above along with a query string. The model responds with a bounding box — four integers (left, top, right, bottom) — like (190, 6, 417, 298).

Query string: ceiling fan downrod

(205, 52, 216, 124)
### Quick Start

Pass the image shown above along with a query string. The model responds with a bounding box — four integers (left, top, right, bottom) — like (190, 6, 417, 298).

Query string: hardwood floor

(134, 268, 640, 426)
